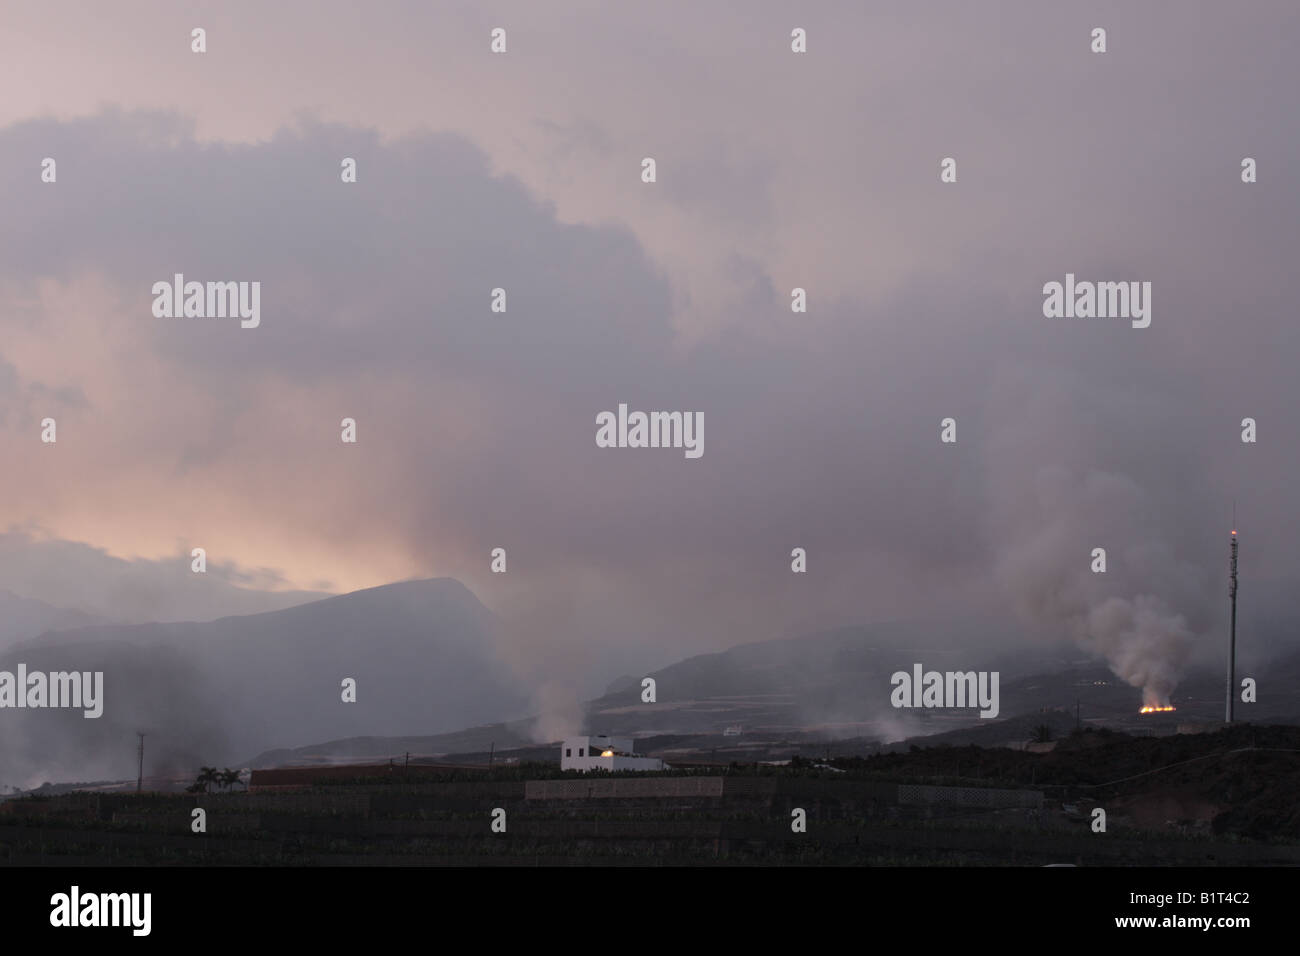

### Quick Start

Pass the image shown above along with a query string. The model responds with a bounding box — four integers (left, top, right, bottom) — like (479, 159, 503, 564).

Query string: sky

(1, 1, 1298, 696)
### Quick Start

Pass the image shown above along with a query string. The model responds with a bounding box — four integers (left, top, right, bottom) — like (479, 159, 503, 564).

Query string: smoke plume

(1081, 595, 1193, 707)
(989, 452, 1209, 709)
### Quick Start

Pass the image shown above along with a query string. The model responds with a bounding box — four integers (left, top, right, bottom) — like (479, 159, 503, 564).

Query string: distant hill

(574, 623, 1300, 739)
(16, 590, 1300, 788)
(248, 721, 539, 768)
(0, 578, 532, 789)
(577, 621, 1079, 738)
(0, 590, 110, 652)
(251, 626, 1300, 769)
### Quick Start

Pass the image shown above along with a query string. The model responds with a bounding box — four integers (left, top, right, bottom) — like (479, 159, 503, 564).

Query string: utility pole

(136, 733, 145, 793)
(488, 741, 495, 773)
(1227, 526, 1238, 724)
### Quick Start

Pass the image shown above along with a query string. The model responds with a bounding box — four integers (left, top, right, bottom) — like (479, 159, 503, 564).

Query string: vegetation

(185, 767, 243, 794)
(2, 725, 1295, 865)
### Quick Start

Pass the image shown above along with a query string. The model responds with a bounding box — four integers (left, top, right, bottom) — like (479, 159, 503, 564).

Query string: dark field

(3, 724, 1296, 866)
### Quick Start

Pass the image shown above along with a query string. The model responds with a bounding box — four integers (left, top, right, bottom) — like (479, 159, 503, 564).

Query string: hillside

(1, 578, 532, 789)
(0, 590, 109, 652)
(243, 630, 1300, 770)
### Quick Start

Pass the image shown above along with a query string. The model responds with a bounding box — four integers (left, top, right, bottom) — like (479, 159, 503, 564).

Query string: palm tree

(219, 768, 242, 792)
(196, 766, 219, 793)
(1031, 724, 1053, 744)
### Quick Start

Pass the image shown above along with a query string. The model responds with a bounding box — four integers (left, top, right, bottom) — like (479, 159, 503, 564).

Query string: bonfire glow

(1139, 705, 1176, 714)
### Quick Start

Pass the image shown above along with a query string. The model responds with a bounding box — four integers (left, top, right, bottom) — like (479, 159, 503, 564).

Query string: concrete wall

(527, 777, 724, 800)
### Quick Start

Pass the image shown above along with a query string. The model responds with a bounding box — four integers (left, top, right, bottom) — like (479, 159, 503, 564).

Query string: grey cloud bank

(1, 0, 1298, 724)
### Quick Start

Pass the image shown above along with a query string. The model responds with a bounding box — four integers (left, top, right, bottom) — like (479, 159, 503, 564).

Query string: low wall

(526, 777, 726, 800)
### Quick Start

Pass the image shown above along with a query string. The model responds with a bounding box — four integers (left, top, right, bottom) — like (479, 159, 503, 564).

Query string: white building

(560, 735, 664, 773)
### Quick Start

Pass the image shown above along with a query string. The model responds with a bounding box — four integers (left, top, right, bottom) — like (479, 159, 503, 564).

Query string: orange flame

(601, 750, 614, 757)
(1139, 705, 1176, 714)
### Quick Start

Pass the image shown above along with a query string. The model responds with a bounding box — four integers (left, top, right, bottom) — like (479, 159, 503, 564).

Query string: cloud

(0, 530, 329, 623)
(1, 0, 1298, 713)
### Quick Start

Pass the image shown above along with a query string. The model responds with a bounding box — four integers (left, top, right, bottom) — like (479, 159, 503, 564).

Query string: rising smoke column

(1080, 595, 1193, 707)
(989, 460, 1207, 708)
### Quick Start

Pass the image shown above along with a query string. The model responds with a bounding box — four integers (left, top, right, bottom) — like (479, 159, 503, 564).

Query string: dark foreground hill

(847, 722, 1300, 841)
(5, 723, 1294, 865)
